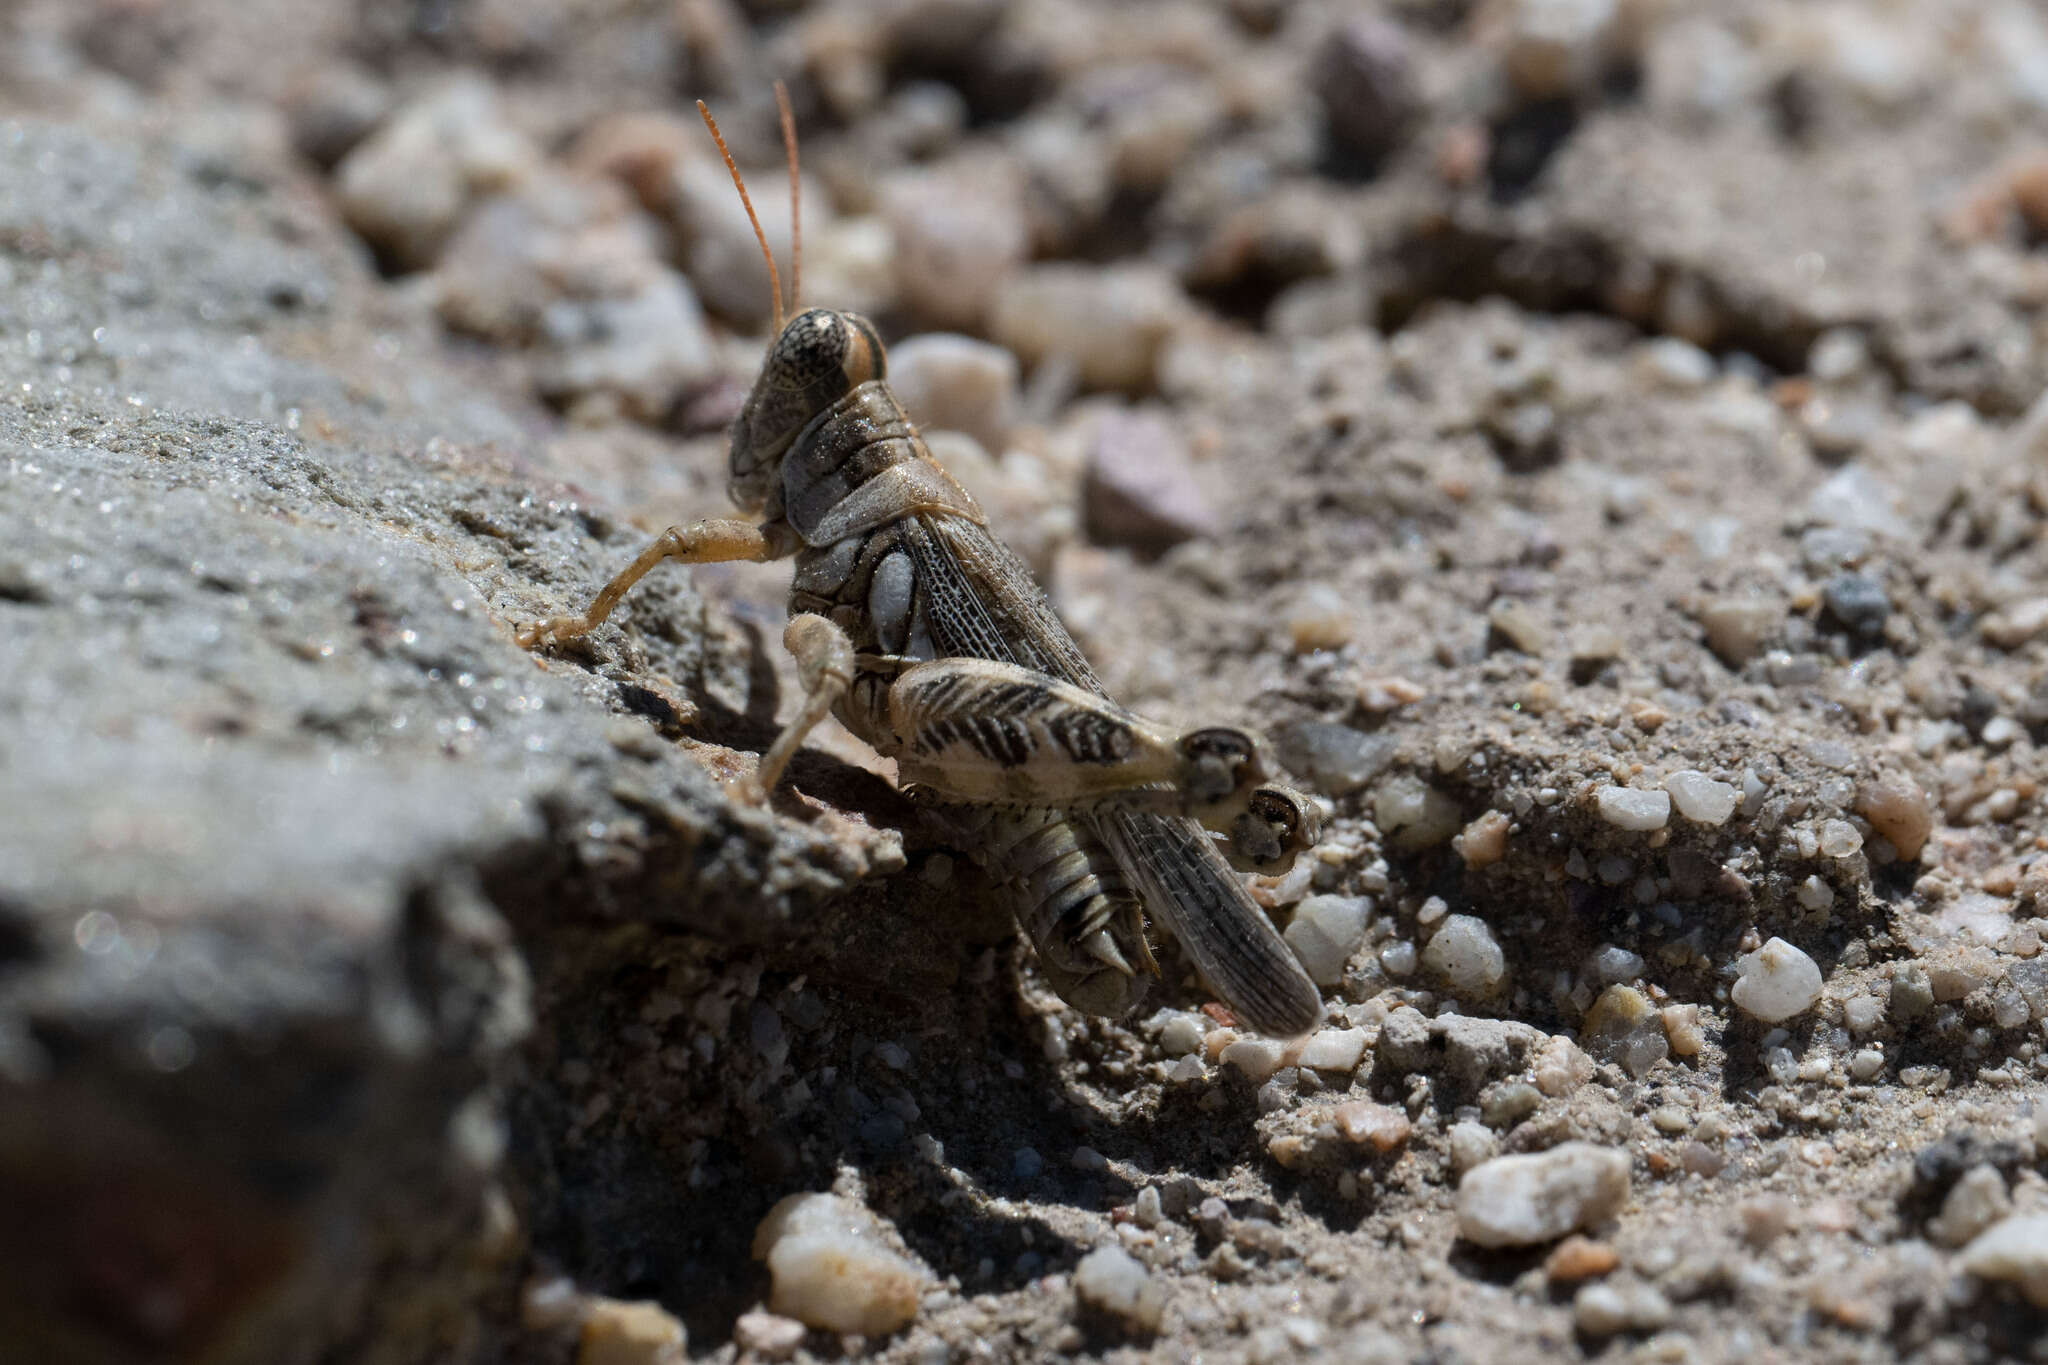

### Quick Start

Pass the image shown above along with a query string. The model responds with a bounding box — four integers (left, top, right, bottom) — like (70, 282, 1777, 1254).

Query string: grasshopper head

(727, 307, 886, 514)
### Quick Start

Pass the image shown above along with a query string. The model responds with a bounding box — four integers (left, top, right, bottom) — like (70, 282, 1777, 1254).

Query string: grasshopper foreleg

(516, 518, 788, 649)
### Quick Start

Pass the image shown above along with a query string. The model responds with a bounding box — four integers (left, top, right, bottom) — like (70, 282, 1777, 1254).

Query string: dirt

(3, 1, 2047, 1363)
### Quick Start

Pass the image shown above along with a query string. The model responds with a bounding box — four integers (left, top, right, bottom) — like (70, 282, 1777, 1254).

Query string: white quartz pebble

(1456, 1143, 1631, 1248)
(1729, 937, 1823, 1023)
(1663, 771, 1737, 825)
(1284, 895, 1371, 987)
(1595, 786, 1670, 831)
(1422, 915, 1507, 996)
(1296, 1027, 1369, 1074)
(1072, 1245, 1165, 1331)
(751, 1193, 928, 1335)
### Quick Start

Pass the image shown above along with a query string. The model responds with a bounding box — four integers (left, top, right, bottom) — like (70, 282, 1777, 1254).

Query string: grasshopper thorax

(727, 307, 887, 514)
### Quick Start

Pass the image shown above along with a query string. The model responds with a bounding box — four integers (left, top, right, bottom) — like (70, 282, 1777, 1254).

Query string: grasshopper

(517, 89, 1323, 1037)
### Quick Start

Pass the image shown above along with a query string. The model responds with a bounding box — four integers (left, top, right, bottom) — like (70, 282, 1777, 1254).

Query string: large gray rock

(0, 120, 895, 1365)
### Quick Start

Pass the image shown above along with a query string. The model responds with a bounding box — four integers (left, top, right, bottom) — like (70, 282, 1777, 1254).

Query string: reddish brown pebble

(1544, 1235, 1619, 1283)
(1334, 1100, 1411, 1153)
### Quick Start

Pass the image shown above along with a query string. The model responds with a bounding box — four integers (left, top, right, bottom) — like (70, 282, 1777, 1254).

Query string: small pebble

(1480, 1081, 1543, 1128)
(1286, 583, 1354, 652)
(335, 75, 538, 271)
(885, 334, 1020, 454)
(1579, 985, 1668, 1079)
(1982, 597, 2048, 649)
(1373, 775, 1463, 848)
(1843, 994, 1883, 1033)
(1221, 1037, 1291, 1083)
(1335, 1100, 1412, 1153)
(1638, 337, 1715, 388)
(1532, 1035, 1594, 1096)
(1588, 945, 1644, 984)
(1311, 17, 1420, 163)
(1422, 915, 1507, 996)
(1448, 1121, 1497, 1174)
(1664, 770, 1737, 825)
(1661, 1004, 1705, 1056)
(1730, 937, 1823, 1023)
(1082, 410, 1220, 552)
(1379, 940, 1418, 976)
(1848, 1048, 1884, 1080)
(1356, 675, 1426, 712)
(1296, 1027, 1368, 1074)
(1488, 601, 1549, 654)
(1134, 1186, 1164, 1228)
(1737, 1194, 1796, 1247)
(1284, 895, 1371, 987)
(1456, 1143, 1631, 1248)
(1699, 596, 1780, 668)
(1545, 1235, 1619, 1283)
(1818, 819, 1863, 858)
(752, 1193, 927, 1336)
(1573, 1282, 1672, 1337)
(1823, 573, 1890, 635)
(993, 263, 1186, 393)
(1930, 1166, 2011, 1247)
(881, 164, 1027, 331)
(1857, 780, 1932, 860)
(1595, 786, 1670, 832)
(1159, 1012, 1206, 1057)
(284, 61, 391, 169)
(1275, 722, 1397, 796)
(1806, 464, 1908, 539)
(577, 1299, 687, 1365)
(1959, 1214, 2048, 1308)
(1072, 1245, 1165, 1332)
(1452, 811, 1512, 869)
(731, 1311, 806, 1362)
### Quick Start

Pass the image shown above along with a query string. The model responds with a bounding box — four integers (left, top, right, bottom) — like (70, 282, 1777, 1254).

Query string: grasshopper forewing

(517, 87, 1323, 1037)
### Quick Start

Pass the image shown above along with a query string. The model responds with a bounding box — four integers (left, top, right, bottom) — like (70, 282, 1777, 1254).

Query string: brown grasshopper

(517, 89, 1324, 1037)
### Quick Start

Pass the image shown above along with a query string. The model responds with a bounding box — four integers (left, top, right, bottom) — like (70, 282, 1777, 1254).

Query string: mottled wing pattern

(906, 514, 1322, 1038)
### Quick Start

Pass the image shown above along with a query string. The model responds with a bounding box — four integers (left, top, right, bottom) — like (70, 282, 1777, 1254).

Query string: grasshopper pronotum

(518, 87, 1323, 1036)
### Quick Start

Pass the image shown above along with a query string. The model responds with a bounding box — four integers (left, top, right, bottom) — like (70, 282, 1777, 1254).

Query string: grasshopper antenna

(696, 97, 783, 334)
(775, 79, 801, 315)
